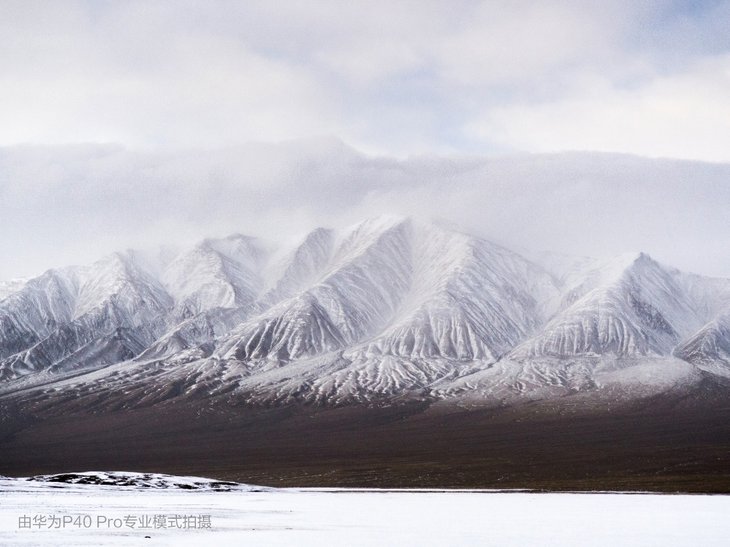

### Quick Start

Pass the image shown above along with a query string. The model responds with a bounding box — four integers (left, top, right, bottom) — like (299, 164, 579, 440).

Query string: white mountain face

(161, 234, 265, 319)
(0, 269, 79, 376)
(259, 227, 335, 306)
(510, 253, 712, 360)
(0, 278, 27, 300)
(1, 216, 729, 406)
(674, 309, 730, 375)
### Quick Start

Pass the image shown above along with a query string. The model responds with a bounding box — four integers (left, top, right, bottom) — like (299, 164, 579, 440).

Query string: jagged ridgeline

(1, 216, 730, 407)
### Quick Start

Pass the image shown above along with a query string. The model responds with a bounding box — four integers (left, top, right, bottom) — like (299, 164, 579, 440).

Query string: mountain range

(1, 216, 730, 410)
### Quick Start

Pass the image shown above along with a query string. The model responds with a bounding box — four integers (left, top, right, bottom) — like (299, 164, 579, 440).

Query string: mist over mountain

(2, 142, 730, 283)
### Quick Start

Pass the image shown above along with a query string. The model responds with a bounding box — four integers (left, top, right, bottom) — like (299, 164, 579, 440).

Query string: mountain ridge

(1, 216, 729, 408)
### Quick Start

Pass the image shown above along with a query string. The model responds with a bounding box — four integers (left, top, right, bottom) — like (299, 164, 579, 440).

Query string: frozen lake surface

(1, 475, 728, 546)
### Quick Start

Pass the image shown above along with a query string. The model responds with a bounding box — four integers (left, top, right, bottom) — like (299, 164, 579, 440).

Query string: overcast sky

(1, 1, 729, 280)
(2, 142, 729, 280)
(3, 0, 730, 158)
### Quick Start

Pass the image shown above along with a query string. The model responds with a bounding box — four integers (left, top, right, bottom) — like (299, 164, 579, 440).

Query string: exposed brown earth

(1, 382, 729, 493)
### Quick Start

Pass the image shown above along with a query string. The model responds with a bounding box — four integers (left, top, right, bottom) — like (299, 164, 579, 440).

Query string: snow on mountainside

(0, 278, 27, 300)
(161, 235, 265, 319)
(0, 269, 79, 378)
(0, 251, 174, 380)
(216, 217, 414, 363)
(510, 253, 711, 359)
(260, 227, 335, 306)
(1, 216, 729, 406)
(352, 222, 558, 361)
(675, 309, 730, 375)
(203, 218, 562, 402)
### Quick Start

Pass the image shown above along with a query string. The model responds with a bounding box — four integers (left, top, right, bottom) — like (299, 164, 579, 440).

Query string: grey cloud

(1, 141, 728, 281)
(1, 3, 729, 280)
(1, 1, 730, 158)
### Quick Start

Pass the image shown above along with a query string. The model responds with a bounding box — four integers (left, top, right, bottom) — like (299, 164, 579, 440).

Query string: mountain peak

(2, 218, 730, 407)
(350, 214, 411, 233)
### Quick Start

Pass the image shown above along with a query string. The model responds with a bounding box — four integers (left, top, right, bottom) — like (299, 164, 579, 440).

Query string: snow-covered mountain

(675, 309, 730, 375)
(510, 253, 713, 359)
(1, 217, 729, 406)
(0, 278, 27, 300)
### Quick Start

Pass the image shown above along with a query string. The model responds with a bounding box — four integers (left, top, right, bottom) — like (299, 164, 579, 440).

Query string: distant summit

(1, 216, 730, 407)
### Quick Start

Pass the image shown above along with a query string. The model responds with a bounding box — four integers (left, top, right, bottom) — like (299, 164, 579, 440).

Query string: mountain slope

(215, 218, 412, 364)
(1, 217, 729, 408)
(0, 252, 174, 380)
(161, 235, 265, 319)
(675, 309, 730, 374)
(353, 223, 558, 362)
(510, 253, 713, 360)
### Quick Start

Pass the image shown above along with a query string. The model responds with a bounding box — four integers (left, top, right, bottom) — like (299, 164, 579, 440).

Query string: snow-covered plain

(1, 475, 729, 546)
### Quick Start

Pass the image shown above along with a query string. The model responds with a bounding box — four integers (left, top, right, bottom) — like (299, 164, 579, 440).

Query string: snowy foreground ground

(1, 474, 729, 546)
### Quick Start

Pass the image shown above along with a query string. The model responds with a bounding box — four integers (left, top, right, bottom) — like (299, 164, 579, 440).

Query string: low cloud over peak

(1, 141, 728, 281)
